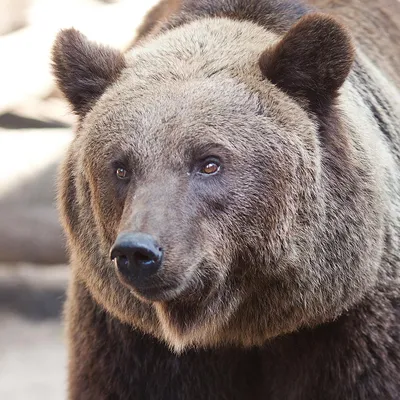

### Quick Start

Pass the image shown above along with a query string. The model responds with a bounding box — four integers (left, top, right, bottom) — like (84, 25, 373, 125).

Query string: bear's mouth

(114, 262, 192, 303)
(125, 278, 186, 303)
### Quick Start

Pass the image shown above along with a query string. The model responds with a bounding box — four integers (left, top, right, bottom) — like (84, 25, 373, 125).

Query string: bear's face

(77, 66, 318, 347)
(54, 16, 382, 351)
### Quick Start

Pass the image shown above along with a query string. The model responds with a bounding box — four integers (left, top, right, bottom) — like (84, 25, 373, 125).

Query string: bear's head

(53, 14, 384, 351)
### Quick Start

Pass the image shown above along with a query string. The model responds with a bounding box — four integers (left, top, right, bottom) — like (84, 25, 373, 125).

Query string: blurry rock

(0, 202, 66, 265)
(0, 263, 68, 319)
(0, 129, 72, 264)
(0, 92, 74, 129)
(0, 113, 68, 129)
(0, 26, 55, 113)
(0, 0, 30, 35)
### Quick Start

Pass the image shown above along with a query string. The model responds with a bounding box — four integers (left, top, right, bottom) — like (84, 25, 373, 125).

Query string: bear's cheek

(86, 168, 128, 250)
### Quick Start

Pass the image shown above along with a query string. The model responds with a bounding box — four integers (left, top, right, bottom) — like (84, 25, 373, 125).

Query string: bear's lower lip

(133, 285, 181, 303)
(116, 271, 183, 302)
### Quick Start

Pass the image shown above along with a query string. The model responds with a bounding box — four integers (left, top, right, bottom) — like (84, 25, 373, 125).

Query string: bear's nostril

(114, 255, 129, 271)
(134, 251, 153, 265)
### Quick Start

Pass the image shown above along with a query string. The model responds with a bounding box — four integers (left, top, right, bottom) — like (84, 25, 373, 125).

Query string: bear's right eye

(116, 167, 130, 180)
(198, 158, 221, 176)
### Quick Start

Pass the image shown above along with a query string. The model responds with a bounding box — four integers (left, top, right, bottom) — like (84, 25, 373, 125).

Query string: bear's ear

(259, 14, 354, 111)
(52, 28, 126, 116)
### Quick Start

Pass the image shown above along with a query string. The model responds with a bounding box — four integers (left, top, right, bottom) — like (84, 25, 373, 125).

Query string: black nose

(110, 232, 163, 282)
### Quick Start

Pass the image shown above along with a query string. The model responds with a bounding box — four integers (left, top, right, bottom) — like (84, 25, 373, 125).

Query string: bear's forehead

(83, 77, 267, 158)
(81, 18, 315, 159)
(124, 18, 280, 82)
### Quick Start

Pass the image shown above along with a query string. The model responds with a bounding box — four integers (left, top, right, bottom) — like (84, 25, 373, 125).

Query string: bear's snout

(110, 232, 167, 299)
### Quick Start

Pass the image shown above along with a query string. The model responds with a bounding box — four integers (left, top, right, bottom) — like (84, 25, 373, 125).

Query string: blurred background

(0, 1, 157, 398)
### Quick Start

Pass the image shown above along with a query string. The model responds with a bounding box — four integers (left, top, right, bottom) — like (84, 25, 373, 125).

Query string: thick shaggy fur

(52, 0, 400, 398)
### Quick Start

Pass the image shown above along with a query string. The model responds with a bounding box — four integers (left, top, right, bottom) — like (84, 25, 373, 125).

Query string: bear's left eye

(116, 167, 130, 180)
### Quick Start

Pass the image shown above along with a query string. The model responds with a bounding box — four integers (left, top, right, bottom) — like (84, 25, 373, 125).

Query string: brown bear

(51, 0, 400, 398)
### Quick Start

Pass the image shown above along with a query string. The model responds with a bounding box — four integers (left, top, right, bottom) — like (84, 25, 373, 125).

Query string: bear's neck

(67, 278, 399, 399)
(66, 279, 263, 399)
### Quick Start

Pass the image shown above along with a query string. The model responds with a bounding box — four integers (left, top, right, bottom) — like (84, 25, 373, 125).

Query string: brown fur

(309, 0, 400, 90)
(259, 13, 354, 112)
(131, 0, 180, 47)
(52, 28, 126, 116)
(52, 0, 400, 398)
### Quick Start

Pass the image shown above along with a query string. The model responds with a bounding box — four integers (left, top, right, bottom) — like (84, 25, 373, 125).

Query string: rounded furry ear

(51, 28, 126, 116)
(259, 14, 354, 110)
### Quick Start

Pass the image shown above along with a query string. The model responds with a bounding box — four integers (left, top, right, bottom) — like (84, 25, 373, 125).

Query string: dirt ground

(0, 314, 67, 400)
(0, 264, 68, 400)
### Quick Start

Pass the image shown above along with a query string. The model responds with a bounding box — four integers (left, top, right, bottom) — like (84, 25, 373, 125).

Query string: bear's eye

(199, 160, 221, 175)
(116, 167, 130, 180)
